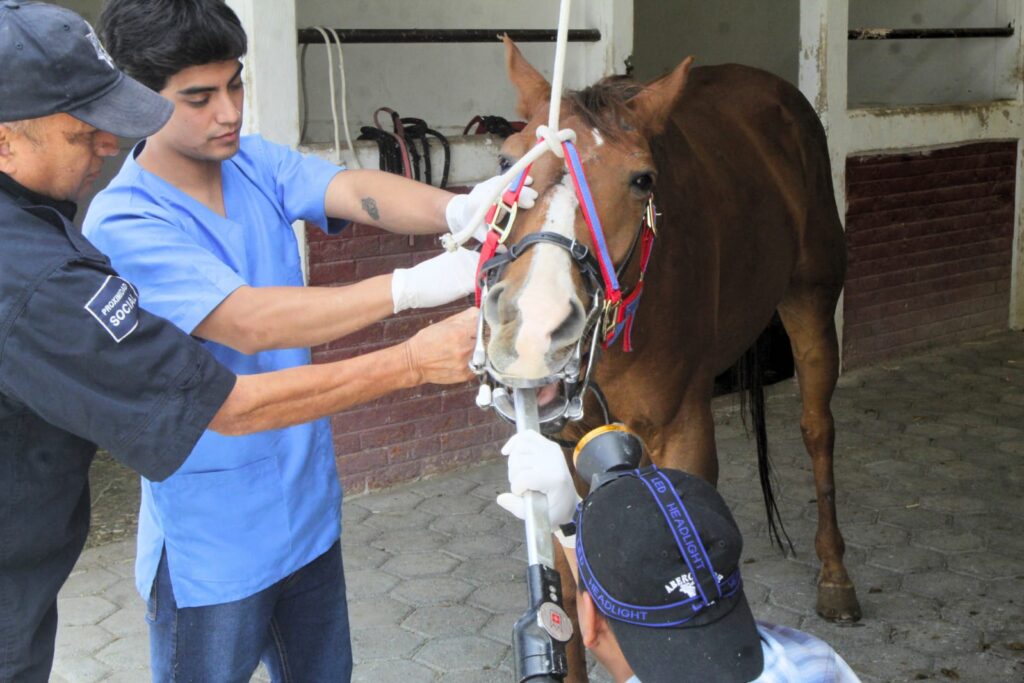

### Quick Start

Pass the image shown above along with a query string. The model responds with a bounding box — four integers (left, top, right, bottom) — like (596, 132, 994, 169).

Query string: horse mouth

(537, 381, 561, 407)
(487, 378, 570, 436)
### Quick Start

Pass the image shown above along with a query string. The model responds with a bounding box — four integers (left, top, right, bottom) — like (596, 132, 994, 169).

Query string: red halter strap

(474, 169, 531, 307)
(601, 207, 656, 352)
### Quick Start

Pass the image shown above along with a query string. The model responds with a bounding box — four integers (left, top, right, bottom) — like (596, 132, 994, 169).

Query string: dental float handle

(513, 389, 556, 568)
(512, 389, 570, 682)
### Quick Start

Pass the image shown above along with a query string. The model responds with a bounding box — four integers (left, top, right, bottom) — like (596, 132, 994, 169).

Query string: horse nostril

(548, 297, 587, 349)
(483, 283, 518, 328)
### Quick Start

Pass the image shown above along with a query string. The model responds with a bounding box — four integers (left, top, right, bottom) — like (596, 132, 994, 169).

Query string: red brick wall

(843, 141, 1016, 369)
(306, 223, 511, 493)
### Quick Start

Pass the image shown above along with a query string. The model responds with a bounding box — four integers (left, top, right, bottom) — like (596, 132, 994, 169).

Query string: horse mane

(567, 76, 646, 141)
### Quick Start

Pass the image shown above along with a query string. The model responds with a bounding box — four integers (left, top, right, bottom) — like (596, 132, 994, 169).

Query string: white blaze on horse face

(591, 128, 605, 147)
(506, 176, 579, 379)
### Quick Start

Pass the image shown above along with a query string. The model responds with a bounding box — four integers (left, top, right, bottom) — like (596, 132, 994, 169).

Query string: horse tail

(736, 331, 795, 555)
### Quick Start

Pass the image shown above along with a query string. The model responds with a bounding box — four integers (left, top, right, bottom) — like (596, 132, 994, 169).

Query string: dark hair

(99, 0, 247, 91)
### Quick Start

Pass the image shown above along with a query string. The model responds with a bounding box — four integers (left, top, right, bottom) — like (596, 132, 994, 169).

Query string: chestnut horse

(483, 40, 860, 679)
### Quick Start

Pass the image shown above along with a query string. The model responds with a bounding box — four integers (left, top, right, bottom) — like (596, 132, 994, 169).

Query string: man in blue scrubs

(85, 1, 533, 681)
(0, 3, 477, 681)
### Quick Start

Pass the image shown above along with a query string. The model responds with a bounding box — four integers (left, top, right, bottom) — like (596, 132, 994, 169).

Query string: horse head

(478, 38, 693, 419)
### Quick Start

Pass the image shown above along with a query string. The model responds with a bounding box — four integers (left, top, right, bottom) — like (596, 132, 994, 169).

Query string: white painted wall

(58, 0, 100, 23)
(227, 0, 301, 147)
(295, 0, 632, 142)
(848, 0, 1019, 107)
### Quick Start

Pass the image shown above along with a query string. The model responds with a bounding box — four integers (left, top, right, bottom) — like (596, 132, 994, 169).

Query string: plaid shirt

(624, 621, 860, 683)
(754, 622, 860, 682)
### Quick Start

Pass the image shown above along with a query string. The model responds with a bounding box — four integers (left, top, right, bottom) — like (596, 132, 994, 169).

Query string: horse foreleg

(779, 295, 862, 622)
(649, 384, 719, 484)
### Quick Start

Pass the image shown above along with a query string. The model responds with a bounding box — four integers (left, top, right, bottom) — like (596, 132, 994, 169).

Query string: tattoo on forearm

(361, 197, 380, 221)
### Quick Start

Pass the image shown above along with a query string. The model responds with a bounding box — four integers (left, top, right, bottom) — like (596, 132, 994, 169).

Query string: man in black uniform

(0, 4, 476, 680)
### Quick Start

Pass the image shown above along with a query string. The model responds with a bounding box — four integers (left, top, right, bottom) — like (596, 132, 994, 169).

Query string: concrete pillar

(226, 0, 308, 277)
(799, 0, 850, 353)
(581, 0, 634, 83)
(799, 0, 849, 198)
(226, 0, 300, 147)
(1006, 0, 1024, 330)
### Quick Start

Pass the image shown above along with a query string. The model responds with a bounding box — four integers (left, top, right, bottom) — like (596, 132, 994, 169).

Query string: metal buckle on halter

(568, 239, 590, 262)
(644, 197, 658, 235)
(601, 299, 622, 340)
(487, 200, 519, 245)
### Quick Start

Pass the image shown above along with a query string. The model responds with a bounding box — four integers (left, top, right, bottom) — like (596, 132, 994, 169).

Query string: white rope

(442, 0, 577, 252)
(547, 0, 573, 135)
(307, 27, 362, 170)
(323, 27, 362, 169)
(308, 27, 341, 165)
(535, 124, 575, 157)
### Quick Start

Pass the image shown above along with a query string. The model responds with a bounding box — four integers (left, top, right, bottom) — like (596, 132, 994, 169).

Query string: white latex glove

(496, 429, 581, 528)
(445, 173, 538, 242)
(391, 247, 478, 313)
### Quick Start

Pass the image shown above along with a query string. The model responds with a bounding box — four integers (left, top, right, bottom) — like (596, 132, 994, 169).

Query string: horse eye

(498, 157, 513, 173)
(631, 172, 654, 195)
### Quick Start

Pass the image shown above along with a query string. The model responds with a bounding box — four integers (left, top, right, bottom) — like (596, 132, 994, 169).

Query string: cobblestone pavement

(53, 331, 1023, 683)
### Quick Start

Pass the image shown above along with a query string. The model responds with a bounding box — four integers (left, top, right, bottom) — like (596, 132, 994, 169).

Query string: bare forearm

(193, 277, 393, 353)
(325, 169, 452, 235)
(210, 341, 418, 435)
(208, 306, 478, 436)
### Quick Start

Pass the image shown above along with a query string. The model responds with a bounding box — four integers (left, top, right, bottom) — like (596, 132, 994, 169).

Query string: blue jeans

(147, 541, 351, 683)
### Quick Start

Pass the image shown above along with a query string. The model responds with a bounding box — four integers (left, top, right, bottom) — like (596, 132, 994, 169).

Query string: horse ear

(629, 56, 695, 137)
(504, 35, 552, 119)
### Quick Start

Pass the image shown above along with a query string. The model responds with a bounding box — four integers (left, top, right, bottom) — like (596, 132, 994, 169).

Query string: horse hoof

(816, 582, 862, 623)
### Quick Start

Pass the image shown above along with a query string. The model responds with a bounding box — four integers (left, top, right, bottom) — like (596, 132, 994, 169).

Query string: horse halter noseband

(469, 134, 658, 433)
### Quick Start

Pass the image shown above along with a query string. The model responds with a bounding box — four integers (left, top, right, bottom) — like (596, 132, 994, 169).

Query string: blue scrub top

(84, 136, 346, 607)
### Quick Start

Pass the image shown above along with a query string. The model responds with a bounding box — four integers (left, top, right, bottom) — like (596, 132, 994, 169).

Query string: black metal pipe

(849, 26, 1014, 40)
(298, 28, 601, 45)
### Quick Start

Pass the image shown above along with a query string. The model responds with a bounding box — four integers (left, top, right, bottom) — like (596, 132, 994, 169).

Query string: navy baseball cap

(0, 1, 171, 137)
(575, 466, 764, 683)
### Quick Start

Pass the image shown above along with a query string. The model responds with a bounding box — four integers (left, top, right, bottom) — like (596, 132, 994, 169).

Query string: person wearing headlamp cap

(0, 3, 479, 681)
(499, 427, 861, 682)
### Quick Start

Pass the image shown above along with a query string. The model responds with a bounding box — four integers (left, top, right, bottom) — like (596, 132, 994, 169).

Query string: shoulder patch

(84, 275, 140, 343)
(85, 22, 116, 70)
